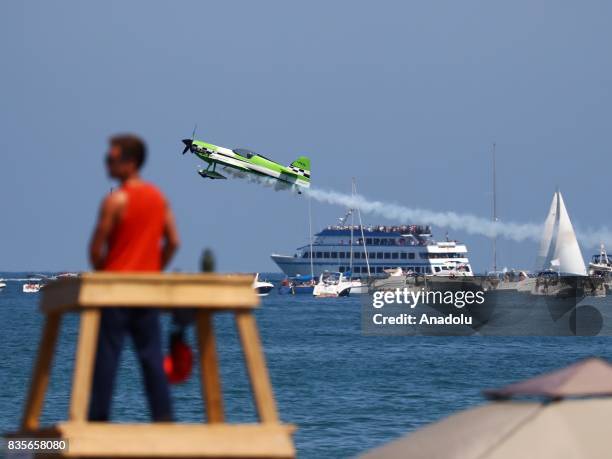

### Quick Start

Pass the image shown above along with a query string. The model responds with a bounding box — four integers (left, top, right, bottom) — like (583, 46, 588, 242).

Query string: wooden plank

(9, 423, 296, 458)
(41, 280, 81, 314)
(53, 422, 295, 457)
(41, 273, 259, 313)
(21, 313, 62, 431)
(235, 312, 279, 423)
(69, 309, 100, 422)
(197, 311, 224, 423)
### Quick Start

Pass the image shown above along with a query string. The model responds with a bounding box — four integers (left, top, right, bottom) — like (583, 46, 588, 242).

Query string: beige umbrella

(484, 358, 612, 399)
(360, 358, 612, 459)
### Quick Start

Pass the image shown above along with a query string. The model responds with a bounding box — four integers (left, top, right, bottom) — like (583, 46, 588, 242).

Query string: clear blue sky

(1, 1, 610, 273)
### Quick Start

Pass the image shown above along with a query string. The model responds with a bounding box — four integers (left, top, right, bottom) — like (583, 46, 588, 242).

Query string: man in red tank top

(88, 134, 180, 421)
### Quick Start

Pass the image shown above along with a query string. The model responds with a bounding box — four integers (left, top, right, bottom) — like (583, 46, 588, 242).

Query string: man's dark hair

(110, 134, 147, 169)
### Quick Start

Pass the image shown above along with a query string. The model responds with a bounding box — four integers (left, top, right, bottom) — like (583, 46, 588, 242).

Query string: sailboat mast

(349, 187, 354, 273)
(308, 193, 314, 277)
(353, 178, 371, 276)
(492, 143, 498, 273)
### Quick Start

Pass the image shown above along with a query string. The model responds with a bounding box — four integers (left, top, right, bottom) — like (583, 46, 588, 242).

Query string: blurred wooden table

(9, 273, 295, 458)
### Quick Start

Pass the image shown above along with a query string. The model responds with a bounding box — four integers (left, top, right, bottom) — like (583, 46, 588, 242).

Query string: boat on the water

(23, 282, 42, 293)
(530, 190, 587, 297)
(486, 270, 534, 293)
(273, 178, 472, 294)
(348, 278, 368, 295)
(278, 275, 316, 295)
(313, 271, 352, 297)
(589, 244, 612, 278)
(252, 273, 274, 297)
(535, 190, 587, 277)
(0, 279, 6, 291)
(430, 261, 473, 277)
(271, 222, 473, 278)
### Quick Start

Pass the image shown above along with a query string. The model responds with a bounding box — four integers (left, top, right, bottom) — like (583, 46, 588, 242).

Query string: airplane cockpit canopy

(233, 148, 256, 159)
(233, 148, 272, 161)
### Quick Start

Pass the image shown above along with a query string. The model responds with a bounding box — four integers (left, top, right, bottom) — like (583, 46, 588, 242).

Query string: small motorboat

(252, 273, 274, 297)
(278, 278, 293, 295)
(589, 244, 612, 278)
(0, 279, 6, 291)
(278, 275, 316, 295)
(336, 269, 369, 295)
(430, 262, 472, 277)
(313, 271, 352, 298)
(23, 282, 42, 293)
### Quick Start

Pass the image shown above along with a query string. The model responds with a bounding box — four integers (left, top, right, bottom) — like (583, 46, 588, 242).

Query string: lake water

(1, 272, 611, 458)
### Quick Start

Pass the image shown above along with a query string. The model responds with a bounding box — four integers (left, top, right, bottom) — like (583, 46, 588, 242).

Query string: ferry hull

(270, 254, 471, 279)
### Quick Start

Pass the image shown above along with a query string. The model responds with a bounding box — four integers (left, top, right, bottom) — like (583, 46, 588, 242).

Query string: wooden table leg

(235, 311, 279, 423)
(196, 311, 224, 423)
(69, 309, 101, 422)
(21, 313, 62, 431)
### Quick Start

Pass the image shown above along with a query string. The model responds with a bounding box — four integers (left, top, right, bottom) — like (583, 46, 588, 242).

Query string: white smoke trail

(216, 170, 612, 248)
(304, 187, 612, 248)
(576, 226, 612, 249)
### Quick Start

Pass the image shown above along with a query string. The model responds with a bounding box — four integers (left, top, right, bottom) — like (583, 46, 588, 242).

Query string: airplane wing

(209, 151, 251, 171)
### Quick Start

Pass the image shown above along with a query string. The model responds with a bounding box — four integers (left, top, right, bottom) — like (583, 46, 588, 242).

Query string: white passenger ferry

(271, 223, 472, 277)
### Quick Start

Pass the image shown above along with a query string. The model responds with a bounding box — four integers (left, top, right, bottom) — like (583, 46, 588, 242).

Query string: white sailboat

(535, 190, 586, 276)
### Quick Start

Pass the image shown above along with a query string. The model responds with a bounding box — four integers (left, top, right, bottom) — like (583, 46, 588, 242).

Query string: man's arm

(89, 193, 123, 270)
(161, 204, 180, 269)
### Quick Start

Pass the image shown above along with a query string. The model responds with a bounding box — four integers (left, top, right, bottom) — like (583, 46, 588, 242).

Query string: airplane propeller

(182, 139, 192, 154)
(182, 124, 197, 154)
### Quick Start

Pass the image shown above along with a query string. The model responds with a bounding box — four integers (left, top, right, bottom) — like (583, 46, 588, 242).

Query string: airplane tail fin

(289, 156, 311, 178)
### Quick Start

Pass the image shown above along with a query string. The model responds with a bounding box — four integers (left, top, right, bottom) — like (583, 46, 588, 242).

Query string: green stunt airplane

(182, 135, 311, 191)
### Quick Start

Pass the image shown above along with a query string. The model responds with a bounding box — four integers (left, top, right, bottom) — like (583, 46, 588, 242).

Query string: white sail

(536, 190, 586, 275)
(553, 192, 587, 275)
(536, 191, 558, 271)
